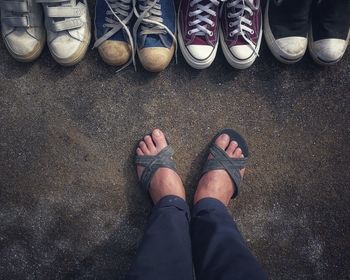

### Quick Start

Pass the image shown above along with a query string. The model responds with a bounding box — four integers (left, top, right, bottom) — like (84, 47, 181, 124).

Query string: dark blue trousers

(126, 195, 268, 280)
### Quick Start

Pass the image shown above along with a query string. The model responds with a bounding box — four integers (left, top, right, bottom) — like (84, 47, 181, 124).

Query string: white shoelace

(93, 0, 135, 72)
(188, 0, 220, 37)
(225, 0, 260, 54)
(133, 0, 177, 62)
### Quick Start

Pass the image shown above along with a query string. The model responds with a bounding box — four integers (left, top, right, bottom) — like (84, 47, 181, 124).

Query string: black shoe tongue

(269, 0, 312, 39)
(311, 0, 350, 41)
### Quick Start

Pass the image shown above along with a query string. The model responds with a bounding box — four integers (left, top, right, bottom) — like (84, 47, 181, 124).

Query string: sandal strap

(135, 145, 176, 191)
(201, 144, 248, 197)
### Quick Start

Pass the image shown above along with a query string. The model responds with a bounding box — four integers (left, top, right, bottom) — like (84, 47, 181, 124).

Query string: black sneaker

(264, 0, 313, 63)
(309, 0, 350, 65)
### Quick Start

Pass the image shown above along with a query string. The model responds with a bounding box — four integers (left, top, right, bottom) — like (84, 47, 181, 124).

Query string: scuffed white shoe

(37, 0, 91, 66)
(308, 0, 350, 65)
(264, 0, 312, 64)
(1, 0, 45, 62)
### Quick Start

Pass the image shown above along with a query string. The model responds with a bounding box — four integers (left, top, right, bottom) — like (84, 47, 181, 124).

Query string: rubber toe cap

(139, 45, 174, 72)
(98, 40, 131, 66)
(187, 45, 214, 60)
(5, 30, 39, 57)
(275, 37, 307, 59)
(229, 45, 254, 60)
(49, 34, 81, 60)
(312, 39, 347, 63)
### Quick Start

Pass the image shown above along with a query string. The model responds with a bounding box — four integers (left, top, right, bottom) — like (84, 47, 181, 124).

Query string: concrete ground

(0, 2, 349, 279)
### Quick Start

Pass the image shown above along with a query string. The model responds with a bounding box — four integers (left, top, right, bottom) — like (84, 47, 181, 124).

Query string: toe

(139, 141, 150, 155)
(210, 133, 230, 159)
(152, 129, 167, 150)
(215, 134, 230, 149)
(226, 140, 238, 156)
(233, 147, 242, 158)
(136, 147, 144, 156)
(144, 135, 156, 153)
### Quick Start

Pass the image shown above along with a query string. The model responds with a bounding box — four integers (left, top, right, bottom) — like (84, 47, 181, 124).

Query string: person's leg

(126, 129, 193, 280)
(191, 133, 268, 280)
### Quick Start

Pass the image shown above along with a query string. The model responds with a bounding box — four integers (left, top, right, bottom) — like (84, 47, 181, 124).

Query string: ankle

(149, 169, 186, 204)
(194, 187, 231, 206)
(194, 173, 234, 206)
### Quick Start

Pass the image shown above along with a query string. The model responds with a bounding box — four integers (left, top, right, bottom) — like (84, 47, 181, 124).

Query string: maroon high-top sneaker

(220, 0, 262, 69)
(178, 0, 221, 69)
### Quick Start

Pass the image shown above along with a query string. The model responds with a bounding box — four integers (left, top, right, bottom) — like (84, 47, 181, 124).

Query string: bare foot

(194, 133, 245, 206)
(136, 129, 186, 204)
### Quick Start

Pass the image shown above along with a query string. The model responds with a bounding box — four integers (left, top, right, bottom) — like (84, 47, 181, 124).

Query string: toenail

(222, 134, 229, 141)
(232, 141, 238, 145)
(153, 129, 161, 136)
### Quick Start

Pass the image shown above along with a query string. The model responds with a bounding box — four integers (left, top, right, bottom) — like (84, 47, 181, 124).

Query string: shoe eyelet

(188, 31, 192, 35)
(229, 23, 233, 28)
(250, 30, 254, 34)
(209, 31, 213, 36)
(211, 22, 215, 27)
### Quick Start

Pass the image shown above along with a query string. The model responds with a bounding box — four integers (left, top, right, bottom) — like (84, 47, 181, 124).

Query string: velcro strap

(50, 18, 83, 32)
(0, 1, 28, 13)
(2, 16, 28, 27)
(45, 6, 83, 18)
(36, 0, 68, 2)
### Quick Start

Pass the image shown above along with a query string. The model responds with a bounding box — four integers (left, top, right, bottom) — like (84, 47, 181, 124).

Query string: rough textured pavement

(0, 2, 350, 280)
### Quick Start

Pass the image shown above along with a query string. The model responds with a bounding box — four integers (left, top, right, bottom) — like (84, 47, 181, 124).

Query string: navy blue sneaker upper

(134, 0, 176, 49)
(312, 0, 350, 41)
(94, 0, 133, 45)
(267, 0, 313, 39)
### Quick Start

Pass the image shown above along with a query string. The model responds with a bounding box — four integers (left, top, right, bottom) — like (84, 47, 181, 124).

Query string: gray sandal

(201, 128, 249, 198)
(135, 142, 177, 192)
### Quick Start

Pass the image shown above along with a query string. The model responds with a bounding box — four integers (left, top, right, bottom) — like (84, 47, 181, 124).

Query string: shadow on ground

(0, 1, 349, 279)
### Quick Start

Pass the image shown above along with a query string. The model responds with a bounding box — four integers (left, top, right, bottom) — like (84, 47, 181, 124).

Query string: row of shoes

(1, 0, 349, 71)
(180, 0, 350, 69)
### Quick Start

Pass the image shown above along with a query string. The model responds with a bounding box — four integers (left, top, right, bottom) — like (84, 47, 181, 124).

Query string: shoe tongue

(192, 36, 209, 45)
(235, 35, 249, 45)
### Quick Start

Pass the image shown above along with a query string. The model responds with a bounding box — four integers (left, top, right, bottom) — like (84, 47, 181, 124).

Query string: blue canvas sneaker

(94, 0, 134, 66)
(133, 0, 176, 72)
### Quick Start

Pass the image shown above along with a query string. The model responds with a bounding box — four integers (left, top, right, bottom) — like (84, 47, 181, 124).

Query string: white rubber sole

(219, 13, 262, 69)
(177, 11, 218, 69)
(263, 0, 307, 64)
(308, 27, 350, 66)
